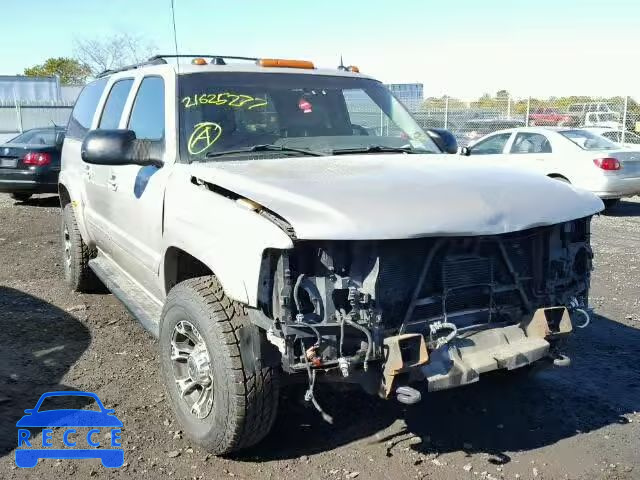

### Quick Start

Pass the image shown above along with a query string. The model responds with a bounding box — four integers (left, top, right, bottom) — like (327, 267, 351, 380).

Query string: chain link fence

(410, 95, 640, 147)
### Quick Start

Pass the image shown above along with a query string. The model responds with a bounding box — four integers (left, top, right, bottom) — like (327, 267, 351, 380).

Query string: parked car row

(2, 122, 638, 211)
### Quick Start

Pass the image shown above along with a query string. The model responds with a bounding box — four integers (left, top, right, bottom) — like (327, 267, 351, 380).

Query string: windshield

(559, 129, 618, 150)
(8, 128, 60, 145)
(178, 72, 439, 159)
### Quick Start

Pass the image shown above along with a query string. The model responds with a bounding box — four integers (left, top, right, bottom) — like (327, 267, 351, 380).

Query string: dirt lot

(0, 193, 638, 480)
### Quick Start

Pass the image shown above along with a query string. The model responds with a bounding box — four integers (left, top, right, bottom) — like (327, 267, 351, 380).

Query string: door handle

(108, 174, 118, 191)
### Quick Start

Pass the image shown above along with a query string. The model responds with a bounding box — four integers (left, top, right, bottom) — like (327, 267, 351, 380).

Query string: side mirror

(425, 128, 458, 154)
(460, 146, 471, 156)
(23, 409, 34, 414)
(81, 129, 163, 168)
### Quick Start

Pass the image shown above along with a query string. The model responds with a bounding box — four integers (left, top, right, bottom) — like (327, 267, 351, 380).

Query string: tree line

(22, 33, 157, 85)
(424, 91, 640, 114)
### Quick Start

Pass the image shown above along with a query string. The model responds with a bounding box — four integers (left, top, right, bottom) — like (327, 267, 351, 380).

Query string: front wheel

(160, 276, 279, 455)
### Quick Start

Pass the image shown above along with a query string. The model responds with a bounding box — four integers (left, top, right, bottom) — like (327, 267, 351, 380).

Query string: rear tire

(160, 276, 279, 455)
(61, 203, 100, 292)
(10, 193, 31, 202)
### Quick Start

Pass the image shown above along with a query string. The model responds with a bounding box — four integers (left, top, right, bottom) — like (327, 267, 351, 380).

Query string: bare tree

(74, 32, 157, 76)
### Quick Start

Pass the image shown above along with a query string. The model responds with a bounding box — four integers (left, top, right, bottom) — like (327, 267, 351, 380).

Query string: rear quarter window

(66, 78, 108, 140)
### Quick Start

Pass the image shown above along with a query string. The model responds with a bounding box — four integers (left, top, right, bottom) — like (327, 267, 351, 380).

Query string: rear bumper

(588, 176, 640, 199)
(0, 168, 58, 193)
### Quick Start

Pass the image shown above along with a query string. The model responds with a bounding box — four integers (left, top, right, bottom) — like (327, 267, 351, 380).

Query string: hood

(190, 154, 604, 240)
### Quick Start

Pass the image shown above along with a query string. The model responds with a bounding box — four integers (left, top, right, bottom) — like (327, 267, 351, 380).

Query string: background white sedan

(461, 127, 640, 209)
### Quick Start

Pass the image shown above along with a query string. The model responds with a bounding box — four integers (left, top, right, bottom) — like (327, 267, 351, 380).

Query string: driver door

(101, 75, 172, 299)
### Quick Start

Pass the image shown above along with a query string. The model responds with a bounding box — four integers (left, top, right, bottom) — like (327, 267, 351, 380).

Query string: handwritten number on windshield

(181, 92, 267, 110)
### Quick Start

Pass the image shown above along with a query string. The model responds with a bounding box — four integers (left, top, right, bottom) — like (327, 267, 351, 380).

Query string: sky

(2, 0, 640, 100)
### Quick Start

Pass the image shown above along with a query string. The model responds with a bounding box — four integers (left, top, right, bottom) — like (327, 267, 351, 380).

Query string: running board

(89, 256, 162, 337)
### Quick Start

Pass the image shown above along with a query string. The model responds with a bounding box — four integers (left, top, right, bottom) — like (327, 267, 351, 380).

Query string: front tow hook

(396, 386, 422, 405)
(548, 352, 571, 367)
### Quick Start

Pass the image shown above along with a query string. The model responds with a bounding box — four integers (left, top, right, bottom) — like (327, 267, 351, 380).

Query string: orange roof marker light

(191, 58, 207, 65)
(258, 58, 315, 69)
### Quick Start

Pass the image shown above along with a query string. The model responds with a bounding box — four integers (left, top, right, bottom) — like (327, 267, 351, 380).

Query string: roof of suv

(98, 55, 372, 81)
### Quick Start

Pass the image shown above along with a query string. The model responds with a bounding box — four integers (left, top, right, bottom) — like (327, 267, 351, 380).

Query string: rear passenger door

(83, 78, 134, 255)
(507, 132, 554, 173)
(62, 78, 108, 245)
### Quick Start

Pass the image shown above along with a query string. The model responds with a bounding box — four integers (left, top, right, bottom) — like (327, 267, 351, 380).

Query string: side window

(470, 133, 511, 155)
(510, 133, 552, 154)
(66, 78, 108, 140)
(128, 77, 165, 140)
(98, 79, 134, 129)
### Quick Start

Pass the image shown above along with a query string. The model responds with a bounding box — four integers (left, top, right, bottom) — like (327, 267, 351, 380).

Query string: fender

(161, 168, 293, 305)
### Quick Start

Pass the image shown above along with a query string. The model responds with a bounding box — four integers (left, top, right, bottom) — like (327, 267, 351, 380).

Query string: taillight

(593, 157, 621, 171)
(23, 152, 52, 166)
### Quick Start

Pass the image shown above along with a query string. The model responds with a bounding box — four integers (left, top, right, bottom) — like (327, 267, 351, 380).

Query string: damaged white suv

(58, 55, 604, 455)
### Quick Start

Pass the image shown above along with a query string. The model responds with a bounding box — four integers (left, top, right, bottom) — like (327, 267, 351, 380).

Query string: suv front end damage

(259, 216, 593, 405)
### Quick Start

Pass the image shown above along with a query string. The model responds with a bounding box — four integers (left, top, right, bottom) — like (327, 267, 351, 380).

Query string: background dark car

(0, 126, 65, 202)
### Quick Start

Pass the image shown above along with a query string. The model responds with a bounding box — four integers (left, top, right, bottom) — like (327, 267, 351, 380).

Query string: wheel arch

(58, 183, 71, 207)
(57, 178, 92, 247)
(547, 173, 571, 183)
(163, 247, 214, 296)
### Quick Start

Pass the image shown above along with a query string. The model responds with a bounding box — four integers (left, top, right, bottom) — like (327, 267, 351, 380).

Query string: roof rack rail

(148, 54, 259, 64)
(96, 57, 168, 78)
(96, 54, 261, 78)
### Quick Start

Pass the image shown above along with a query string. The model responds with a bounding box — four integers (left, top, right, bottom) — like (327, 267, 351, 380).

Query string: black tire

(603, 198, 620, 211)
(10, 193, 31, 202)
(160, 276, 279, 455)
(61, 203, 100, 292)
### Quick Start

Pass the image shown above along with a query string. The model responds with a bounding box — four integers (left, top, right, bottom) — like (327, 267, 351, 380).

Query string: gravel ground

(0, 193, 638, 480)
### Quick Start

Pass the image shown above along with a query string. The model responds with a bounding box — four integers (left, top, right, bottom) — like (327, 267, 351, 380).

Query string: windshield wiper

(205, 144, 324, 158)
(331, 145, 424, 155)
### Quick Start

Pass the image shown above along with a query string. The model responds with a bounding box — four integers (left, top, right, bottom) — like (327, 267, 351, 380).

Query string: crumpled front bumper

(381, 307, 576, 399)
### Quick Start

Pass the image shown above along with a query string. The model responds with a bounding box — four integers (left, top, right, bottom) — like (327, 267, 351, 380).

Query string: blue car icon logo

(16, 391, 124, 468)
